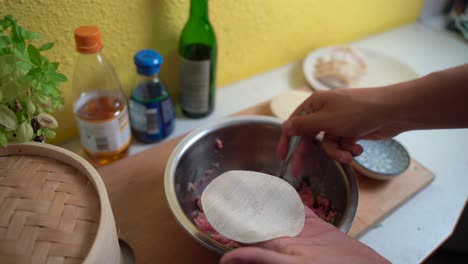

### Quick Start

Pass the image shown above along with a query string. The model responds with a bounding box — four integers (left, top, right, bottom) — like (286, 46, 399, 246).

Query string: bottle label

(76, 106, 132, 154)
(129, 96, 175, 141)
(180, 56, 211, 114)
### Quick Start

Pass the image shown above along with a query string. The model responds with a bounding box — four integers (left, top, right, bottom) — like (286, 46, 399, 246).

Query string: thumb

(220, 247, 294, 264)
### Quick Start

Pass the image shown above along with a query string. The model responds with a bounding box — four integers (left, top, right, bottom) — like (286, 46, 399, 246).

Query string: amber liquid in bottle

(76, 95, 130, 166)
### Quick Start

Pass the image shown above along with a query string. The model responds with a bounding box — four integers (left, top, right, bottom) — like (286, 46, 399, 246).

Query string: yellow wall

(1, 0, 423, 144)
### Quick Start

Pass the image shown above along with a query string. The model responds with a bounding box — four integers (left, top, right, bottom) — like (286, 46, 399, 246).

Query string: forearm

(380, 64, 468, 131)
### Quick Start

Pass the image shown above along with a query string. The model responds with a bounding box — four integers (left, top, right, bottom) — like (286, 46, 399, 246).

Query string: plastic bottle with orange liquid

(72, 26, 131, 166)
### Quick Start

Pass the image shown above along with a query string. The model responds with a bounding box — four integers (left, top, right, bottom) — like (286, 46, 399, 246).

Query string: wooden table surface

(98, 102, 434, 263)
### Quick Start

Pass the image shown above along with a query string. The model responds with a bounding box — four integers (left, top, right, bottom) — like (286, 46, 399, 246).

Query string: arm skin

(277, 64, 468, 169)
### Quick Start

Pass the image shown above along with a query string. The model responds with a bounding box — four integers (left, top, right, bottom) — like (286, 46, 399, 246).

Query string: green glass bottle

(179, 0, 217, 118)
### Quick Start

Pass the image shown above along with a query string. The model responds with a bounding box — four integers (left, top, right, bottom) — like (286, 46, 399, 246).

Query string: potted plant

(0, 15, 66, 146)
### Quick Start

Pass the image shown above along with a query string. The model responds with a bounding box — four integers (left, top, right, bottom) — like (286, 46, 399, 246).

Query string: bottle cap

(134, 49, 163, 76)
(74, 26, 103, 54)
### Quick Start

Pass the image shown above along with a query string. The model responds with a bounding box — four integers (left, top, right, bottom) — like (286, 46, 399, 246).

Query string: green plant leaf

(39, 127, 56, 139)
(0, 54, 17, 77)
(39, 82, 56, 96)
(2, 16, 14, 30)
(0, 79, 21, 102)
(23, 30, 41, 40)
(0, 36, 10, 48)
(0, 131, 7, 146)
(47, 71, 67, 82)
(36, 105, 44, 114)
(0, 47, 12, 56)
(20, 73, 34, 84)
(16, 121, 34, 142)
(27, 44, 42, 66)
(0, 104, 18, 130)
(39, 42, 54, 51)
(44, 129, 56, 139)
(26, 98, 36, 115)
(36, 94, 51, 106)
(49, 62, 59, 71)
(12, 48, 28, 61)
(25, 67, 42, 81)
(11, 23, 25, 52)
(16, 109, 28, 124)
(16, 60, 31, 75)
(0, 18, 10, 31)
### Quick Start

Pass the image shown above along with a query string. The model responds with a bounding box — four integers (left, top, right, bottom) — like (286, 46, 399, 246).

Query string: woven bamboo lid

(0, 143, 121, 264)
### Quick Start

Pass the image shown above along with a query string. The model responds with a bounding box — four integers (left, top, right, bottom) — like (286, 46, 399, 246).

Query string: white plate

(303, 46, 419, 91)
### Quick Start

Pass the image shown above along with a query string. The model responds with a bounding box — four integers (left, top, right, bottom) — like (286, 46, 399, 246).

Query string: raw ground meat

(298, 184, 341, 224)
(193, 201, 241, 248)
(215, 138, 223, 149)
(193, 183, 341, 248)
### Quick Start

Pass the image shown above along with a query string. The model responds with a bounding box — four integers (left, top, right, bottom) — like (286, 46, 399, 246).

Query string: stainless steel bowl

(164, 116, 358, 254)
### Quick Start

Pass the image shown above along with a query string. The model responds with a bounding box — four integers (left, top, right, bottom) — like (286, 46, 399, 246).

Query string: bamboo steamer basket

(0, 142, 121, 263)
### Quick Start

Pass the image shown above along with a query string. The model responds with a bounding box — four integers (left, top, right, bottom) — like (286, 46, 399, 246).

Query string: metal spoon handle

(279, 110, 306, 179)
(279, 135, 302, 179)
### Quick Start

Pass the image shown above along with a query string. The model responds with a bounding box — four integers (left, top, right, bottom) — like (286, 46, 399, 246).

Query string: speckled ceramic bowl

(352, 139, 410, 180)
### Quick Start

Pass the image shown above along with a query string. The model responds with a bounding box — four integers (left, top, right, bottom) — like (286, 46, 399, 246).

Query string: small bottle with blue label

(129, 49, 175, 143)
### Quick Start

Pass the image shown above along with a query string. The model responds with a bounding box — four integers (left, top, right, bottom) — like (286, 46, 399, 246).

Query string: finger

(349, 143, 363, 156)
(277, 121, 292, 160)
(339, 138, 363, 156)
(338, 137, 356, 145)
(289, 114, 324, 137)
(290, 138, 310, 178)
(289, 92, 325, 119)
(220, 247, 295, 264)
(322, 135, 354, 164)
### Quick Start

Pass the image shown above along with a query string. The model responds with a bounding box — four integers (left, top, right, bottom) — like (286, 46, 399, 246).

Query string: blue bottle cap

(134, 49, 163, 76)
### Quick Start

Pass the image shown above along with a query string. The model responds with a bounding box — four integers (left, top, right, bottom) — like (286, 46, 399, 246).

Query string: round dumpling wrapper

(270, 90, 312, 120)
(201, 170, 305, 244)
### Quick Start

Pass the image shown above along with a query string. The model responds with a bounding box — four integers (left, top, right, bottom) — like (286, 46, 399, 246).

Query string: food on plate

(314, 46, 367, 89)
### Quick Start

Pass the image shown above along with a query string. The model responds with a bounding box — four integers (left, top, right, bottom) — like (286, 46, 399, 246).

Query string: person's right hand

(277, 87, 406, 175)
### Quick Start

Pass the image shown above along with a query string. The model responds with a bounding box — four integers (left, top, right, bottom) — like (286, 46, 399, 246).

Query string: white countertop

(61, 18, 468, 264)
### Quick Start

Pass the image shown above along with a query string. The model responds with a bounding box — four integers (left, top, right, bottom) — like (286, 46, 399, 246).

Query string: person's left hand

(220, 206, 389, 264)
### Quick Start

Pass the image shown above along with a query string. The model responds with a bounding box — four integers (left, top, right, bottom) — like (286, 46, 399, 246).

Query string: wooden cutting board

(97, 101, 434, 263)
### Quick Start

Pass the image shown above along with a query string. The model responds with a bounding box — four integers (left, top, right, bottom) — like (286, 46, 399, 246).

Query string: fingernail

(352, 145, 364, 156)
